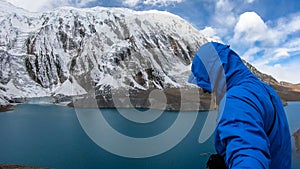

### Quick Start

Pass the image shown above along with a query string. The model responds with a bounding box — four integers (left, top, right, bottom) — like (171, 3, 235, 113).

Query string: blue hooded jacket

(189, 42, 291, 169)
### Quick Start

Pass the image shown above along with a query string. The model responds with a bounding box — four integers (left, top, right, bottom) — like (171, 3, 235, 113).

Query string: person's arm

(216, 95, 271, 168)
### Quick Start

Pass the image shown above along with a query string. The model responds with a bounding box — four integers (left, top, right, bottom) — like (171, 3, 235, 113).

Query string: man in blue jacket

(188, 42, 291, 168)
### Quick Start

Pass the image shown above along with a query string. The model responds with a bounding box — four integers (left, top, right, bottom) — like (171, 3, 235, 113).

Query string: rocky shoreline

(1, 83, 300, 112)
(69, 88, 215, 111)
(0, 104, 14, 112)
(293, 129, 300, 154)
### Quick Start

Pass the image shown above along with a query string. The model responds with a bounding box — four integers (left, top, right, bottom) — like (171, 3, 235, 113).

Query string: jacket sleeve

(215, 94, 271, 169)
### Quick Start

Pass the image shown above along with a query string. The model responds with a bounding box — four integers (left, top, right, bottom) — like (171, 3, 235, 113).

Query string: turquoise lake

(0, 102, 299, 169)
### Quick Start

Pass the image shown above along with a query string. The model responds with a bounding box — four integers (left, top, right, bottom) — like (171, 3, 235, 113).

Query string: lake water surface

(0, 102, 299, 169)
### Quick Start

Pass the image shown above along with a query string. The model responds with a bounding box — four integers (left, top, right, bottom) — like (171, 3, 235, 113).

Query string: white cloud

(275, 13, 300, 37)
(143, 0, 183, 6)
(233, 12, 280, 45)
(274, 48, 290, 59)
(233, 11, 300, 47)
(216, 0, 233, 11)
(257, 62, 300, 84)
(6, 0, 97, 12)
(214, 0, 236, 27)
(247, 0, 255, 3)
(229, 11, 300, 83)
(122, 0, 183, 7)
(122, 0, 140, 7)
(285, 37, 300, 49)
(241, 46, 261, 61)
(208, 0, 239, 41)
(232, 12, 283, 64)
(234, 12, 267, 40)
(200, 26, 222, 42)
(73, 0, 97, 7)
(232, 11, 300, 57)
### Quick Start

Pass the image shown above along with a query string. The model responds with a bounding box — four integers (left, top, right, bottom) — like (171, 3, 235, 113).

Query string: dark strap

(206, 154, 227, 169)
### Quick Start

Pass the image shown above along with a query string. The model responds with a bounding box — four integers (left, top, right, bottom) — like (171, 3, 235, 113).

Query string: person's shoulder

(227, 82, 257, 98)
(230, 77, 268, 93)
(226, 81, 269, 106)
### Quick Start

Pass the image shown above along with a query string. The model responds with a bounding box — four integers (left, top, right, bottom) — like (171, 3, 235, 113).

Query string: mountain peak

(0, 3, 207, 100)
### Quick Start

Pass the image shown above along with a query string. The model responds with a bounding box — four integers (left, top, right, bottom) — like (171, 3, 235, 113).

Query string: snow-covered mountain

(0, 0, 208, 104)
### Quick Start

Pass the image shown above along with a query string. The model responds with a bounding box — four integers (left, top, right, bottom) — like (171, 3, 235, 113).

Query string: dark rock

(0, 104, 13, 112)
(293, 129, 300, 154)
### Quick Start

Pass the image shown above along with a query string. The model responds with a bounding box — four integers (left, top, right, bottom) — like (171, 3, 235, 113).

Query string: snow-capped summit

(0, 2, 208, 101)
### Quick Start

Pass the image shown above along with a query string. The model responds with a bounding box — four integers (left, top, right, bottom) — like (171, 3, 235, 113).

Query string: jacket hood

(188, 42, 257, 103)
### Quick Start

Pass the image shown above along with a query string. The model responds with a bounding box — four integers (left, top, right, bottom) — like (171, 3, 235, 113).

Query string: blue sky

(5, 0, 300, 84)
